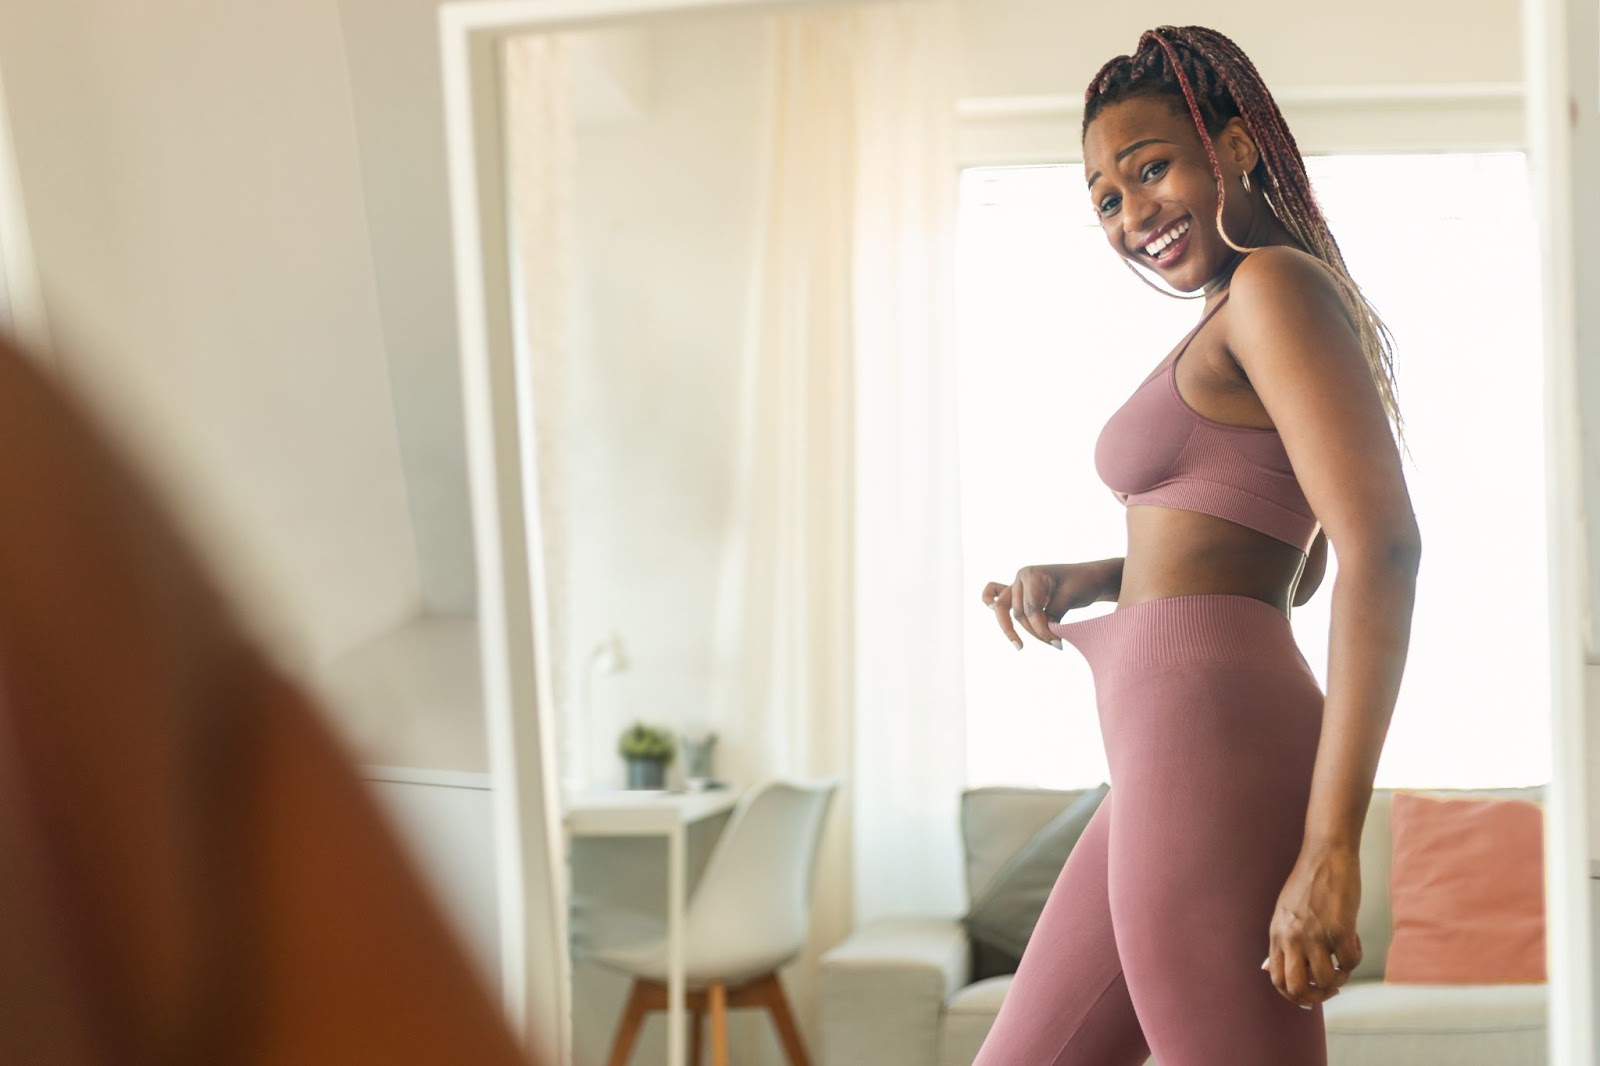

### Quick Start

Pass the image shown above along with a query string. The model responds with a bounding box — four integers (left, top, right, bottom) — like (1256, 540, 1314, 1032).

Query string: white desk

(563, 788, 740, 1066)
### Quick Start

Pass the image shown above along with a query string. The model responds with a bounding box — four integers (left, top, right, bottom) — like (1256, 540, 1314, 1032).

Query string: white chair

(591, 777, 841, 1066)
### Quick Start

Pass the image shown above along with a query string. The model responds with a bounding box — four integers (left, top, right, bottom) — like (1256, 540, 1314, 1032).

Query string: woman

(974, 26, 1419, 1066)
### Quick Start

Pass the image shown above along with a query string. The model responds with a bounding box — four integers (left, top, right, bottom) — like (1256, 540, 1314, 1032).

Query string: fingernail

(1261, 958, 1270, 970)
(1051, 639, 1063, 649)
(1299, 1004, 1313, 1010)
(1012, 639, 1024, 650)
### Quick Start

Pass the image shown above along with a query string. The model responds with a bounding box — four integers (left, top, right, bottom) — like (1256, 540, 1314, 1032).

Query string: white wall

(956, 0, 1522, 98)
(561, 13, 766, 791)
(0, 0, 423, 674)
(338, 0, 480, 617)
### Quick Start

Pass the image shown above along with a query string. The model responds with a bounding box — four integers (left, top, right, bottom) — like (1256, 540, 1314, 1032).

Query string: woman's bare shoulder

(1228, 245, 1356, 332)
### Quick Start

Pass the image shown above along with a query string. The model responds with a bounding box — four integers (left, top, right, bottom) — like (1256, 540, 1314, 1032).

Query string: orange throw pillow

(1384, 791, 1546, 983)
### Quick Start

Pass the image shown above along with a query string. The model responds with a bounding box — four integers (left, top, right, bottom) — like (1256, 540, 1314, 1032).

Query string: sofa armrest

(818, 917, 972, 1066)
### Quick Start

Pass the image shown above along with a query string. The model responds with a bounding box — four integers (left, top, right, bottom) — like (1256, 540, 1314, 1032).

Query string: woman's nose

(1121, 194, 1160, 246)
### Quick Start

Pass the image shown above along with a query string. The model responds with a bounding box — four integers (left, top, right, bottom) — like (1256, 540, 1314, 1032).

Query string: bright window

(956, 153, 1548, 790)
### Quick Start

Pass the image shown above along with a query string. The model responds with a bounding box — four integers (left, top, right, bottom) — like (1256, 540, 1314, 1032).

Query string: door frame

(436, 2, 886, 1062)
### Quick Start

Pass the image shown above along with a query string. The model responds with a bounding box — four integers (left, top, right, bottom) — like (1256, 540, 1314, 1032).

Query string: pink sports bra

(1094, 291, 1321, 553)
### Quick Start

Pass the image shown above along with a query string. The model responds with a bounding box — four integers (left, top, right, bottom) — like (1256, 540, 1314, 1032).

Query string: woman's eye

(1096, 162, 1166, 215)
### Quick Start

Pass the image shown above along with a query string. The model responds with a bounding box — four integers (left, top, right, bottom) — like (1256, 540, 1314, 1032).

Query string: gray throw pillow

(961, 782, 1109, 980)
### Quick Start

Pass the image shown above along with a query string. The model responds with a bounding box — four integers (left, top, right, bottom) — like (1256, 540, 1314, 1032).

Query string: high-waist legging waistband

(1047, 592, 1312, 678)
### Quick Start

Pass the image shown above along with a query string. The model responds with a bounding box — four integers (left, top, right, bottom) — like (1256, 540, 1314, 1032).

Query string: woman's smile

(1141, 216, 1194, 269)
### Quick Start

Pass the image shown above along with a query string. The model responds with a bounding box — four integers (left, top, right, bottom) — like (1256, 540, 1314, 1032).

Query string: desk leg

(667, 821, 686, 1066)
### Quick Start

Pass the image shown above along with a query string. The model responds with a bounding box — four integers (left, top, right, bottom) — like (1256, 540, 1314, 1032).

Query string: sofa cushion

(939, 977, 1546, 1066)
(1384, 791, 1545, 984)
(961, 783, 1108, 978)
(1356, 785, 1545, 980)
(960, 787, 1098, 904)
(939, 976, 1014, 1066)
(946, 973, 1012, 1015)
(1324, 979, 1547, 1066)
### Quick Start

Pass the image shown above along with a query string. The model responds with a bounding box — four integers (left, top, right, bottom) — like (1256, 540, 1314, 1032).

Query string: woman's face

(1081, 94, 1258, 293)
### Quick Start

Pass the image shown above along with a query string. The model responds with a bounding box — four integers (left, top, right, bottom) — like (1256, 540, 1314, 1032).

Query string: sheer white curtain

(707, 5, 966, 1010)
(845, 0, 966, 925)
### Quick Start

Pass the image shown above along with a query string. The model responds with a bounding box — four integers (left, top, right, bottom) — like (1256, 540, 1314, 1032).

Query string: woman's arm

(1225, 247, 1420, 1008)
(1228, 248, 1420, 850)
(1091, 556, 1126, 602)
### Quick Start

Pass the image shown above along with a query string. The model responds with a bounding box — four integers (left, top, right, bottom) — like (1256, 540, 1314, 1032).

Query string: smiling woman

(973, 24, 1423, 1066)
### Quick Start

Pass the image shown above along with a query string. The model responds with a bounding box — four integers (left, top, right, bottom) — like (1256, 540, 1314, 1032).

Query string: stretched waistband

(1046, 593, 1308, 674)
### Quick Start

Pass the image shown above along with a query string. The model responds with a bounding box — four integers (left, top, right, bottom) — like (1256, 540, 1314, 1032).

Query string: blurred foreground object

(0, 330, 536, 1066)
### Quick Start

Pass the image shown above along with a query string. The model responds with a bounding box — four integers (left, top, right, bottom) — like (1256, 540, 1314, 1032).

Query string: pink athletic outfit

(972, 292, 1329, 1066)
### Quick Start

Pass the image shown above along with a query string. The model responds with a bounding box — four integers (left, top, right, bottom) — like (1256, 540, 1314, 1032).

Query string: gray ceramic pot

(625, 756, 668, 790)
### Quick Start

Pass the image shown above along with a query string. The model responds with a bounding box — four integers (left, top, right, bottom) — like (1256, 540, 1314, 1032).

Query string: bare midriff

(1118, 505, 1308, 619)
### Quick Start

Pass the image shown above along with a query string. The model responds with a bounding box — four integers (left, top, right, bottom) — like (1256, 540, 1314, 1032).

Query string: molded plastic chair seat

(589, 777, 840, 1066)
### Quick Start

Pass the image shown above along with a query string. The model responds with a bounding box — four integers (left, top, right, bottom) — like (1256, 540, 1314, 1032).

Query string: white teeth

(1143, 219, 1190, 257)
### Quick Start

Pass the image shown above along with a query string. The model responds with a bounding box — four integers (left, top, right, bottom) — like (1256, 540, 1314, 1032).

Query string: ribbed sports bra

(1094, 291, 1321, 553)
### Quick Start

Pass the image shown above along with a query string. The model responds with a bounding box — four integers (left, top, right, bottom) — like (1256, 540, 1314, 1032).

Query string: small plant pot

(625, 756, 669, 790)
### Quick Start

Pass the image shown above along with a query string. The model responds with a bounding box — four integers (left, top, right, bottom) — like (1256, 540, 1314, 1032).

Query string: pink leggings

(972, 594, 1328, 1066)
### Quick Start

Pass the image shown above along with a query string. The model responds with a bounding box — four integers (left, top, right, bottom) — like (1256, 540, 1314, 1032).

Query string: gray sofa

(818, 785, 1548, 1066)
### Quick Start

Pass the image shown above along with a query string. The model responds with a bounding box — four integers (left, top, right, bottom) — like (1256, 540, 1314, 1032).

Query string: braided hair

(1083, 25, 1405, 446)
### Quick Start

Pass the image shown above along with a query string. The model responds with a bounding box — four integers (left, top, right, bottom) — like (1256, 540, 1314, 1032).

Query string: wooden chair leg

(753, 973, 812, 1066)
(606, 979, 652, 1066)
(690, 1007, 704, 1066)
(708, 981, 730, 1066)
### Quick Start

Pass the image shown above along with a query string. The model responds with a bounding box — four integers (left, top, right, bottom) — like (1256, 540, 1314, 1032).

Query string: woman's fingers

(1330, 929, 1363, 989)
(1009, 574, 1060, 645)
(1265, 949, 1284, 1001)
(1264, 947, 1298, 1007)
(1273, 947, 1337, 1005)
(983, 571, 1068, 649)
(983, 582, 1024, 649)
(1306, 947, 1342, 1002)
(1277, 949, 1304, 1005)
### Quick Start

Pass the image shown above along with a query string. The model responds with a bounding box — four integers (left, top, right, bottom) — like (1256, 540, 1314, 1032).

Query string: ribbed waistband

(1046, 593, 1308, 675)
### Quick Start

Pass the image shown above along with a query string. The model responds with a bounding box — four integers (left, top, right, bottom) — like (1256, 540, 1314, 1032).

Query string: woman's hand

(980, 561, 1114, 650)
(1263, 841, 1364, 1009)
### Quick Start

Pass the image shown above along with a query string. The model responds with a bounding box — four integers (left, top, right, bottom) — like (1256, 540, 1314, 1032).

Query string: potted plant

(618, 721, 677, 790)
